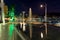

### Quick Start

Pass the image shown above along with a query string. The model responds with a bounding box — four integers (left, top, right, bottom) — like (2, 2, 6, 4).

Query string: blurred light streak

(41, 32, 43, 39)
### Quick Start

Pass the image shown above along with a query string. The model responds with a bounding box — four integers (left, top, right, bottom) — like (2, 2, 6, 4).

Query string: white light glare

(41, 32, 43, 38)
(40, 5, 43, 7)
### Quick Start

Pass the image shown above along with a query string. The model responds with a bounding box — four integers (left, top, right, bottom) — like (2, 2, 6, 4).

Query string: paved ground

(16, 24, 60, 40)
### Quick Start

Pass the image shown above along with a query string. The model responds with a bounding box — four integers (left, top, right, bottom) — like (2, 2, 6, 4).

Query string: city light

(0, 0, 60, 40)
(8, 7, 15, 40)
(54, 23, 60, 27)
(9, 8, 14, 17)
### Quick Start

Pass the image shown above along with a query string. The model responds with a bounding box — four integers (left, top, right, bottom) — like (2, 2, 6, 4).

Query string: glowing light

(8, 7, 15, 40)
(9, 24, 14, 36)
(41, 32, 43, 38)
(23, 23, 26, 31)
(40, 5, 43, 7)
(9, 8, 14, 17)
(54, 23, 60, 27)
(20, 22, 23, 28)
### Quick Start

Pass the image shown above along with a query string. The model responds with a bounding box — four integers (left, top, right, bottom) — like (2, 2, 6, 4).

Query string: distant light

(54, 23, 60, 27)
(40, 5, 43, 7)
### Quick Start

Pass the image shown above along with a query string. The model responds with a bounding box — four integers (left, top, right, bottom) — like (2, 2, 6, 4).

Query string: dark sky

(4, 0, 60, 15)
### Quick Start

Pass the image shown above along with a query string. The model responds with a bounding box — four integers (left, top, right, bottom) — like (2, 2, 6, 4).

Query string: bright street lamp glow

(40, 5, 43, 7)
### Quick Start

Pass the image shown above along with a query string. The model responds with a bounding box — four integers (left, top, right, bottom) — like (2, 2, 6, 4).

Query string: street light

(40, 4, 44, 8)
(40, 3, 47, 36)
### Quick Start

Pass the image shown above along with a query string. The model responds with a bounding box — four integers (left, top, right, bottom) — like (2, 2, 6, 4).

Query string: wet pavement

(16, 24, 60, 40)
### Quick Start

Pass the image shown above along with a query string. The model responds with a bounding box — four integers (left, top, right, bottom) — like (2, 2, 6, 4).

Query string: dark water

(16, 24, 60, 40)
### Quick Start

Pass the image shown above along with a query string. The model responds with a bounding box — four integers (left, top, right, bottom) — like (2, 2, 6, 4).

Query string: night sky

(4, 0, 60, 15)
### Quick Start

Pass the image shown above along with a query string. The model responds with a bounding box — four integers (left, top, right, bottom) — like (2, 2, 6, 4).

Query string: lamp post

(40, 3, 47, 36)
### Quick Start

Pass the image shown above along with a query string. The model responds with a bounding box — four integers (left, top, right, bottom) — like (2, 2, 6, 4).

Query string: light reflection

(0, 24, 1, 37)
(23, 23, 26, 31)
(20, 22, 23, 28)
(41, 32, 43, 39)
